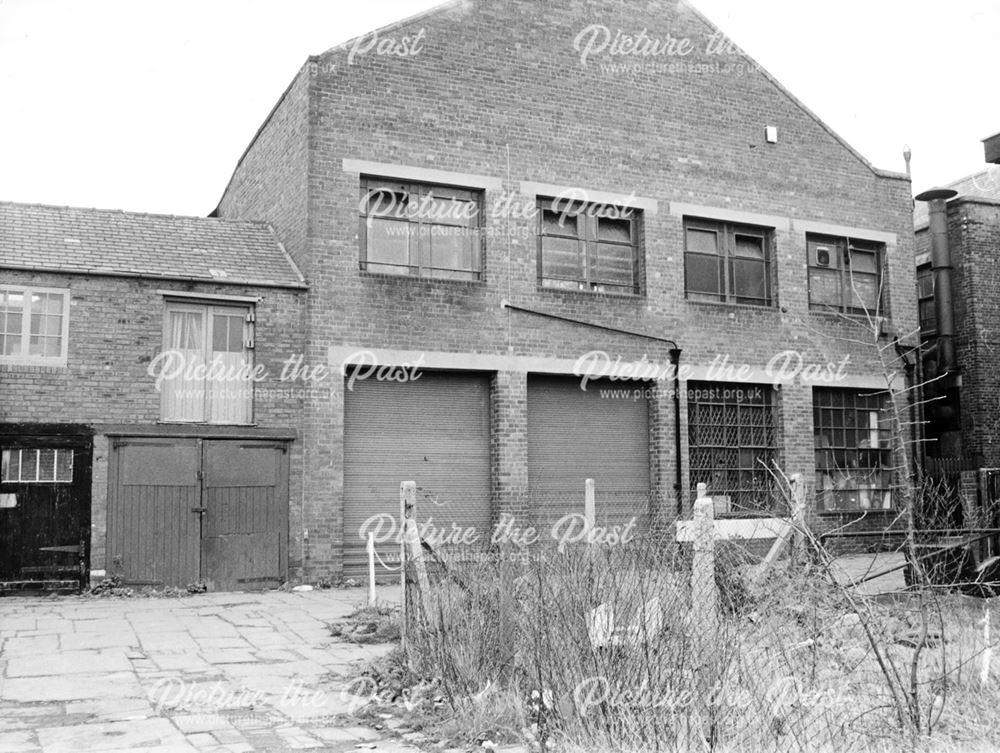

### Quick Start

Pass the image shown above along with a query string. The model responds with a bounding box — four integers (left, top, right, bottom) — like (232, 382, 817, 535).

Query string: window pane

(427, 226, 476, 277)
(423, 196, 475, 227)
(38, 449, 56, 481)
(731, 258, 767, 302)
(597, 217, 631, 243)
(42, 337, 61, 357)
(212, 315, 243, 353)
(30, 311, 42, 336)
(21, 449, 38, 481)
(589, 242, 634, 287)
(541, 237, 583, 279)
(55, 449, 73, 482)
(366, 217, 412, 273)
(1, 449, 11, 481)
(848, 273, 879, 311)
(849, 250, 879, 274)
(2, 312, 21, 337)
(542, 209, 578, 236)
(917, 268, 934, 298)
(809, 269, 841, 307)
(2, 334, 21, 355)
(734, 234, 764, 259)
(686, 254, 722, 295)
(364, 187, 408, 218)
(686, 228, 718, 254)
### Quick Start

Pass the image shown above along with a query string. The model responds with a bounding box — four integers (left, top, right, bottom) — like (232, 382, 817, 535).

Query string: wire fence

(388, 477, 1000, 753)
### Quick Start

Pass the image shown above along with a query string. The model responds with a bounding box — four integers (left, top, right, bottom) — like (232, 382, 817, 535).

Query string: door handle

(191, 507, 207, 514)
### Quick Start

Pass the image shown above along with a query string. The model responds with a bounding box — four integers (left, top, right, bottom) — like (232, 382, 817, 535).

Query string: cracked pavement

(0, 587, 423, 753)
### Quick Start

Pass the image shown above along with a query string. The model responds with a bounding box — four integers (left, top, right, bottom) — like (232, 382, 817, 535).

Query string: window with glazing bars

(687, 382, 778, 513)
(537, 199, 640, 294)
(916, 264, 936, 339)
(813, 388, 893, 511)
(359, 177, 483, 280)
(807, 234, 885, 314)
(684, 219, 773, 306)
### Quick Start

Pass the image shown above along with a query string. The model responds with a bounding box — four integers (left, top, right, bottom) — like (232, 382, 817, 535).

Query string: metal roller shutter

(527, 375, 650, 535)
(343, 373, 491, 580)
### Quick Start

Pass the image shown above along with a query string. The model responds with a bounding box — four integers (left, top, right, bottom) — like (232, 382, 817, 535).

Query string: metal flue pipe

(915, 187, 958, 372)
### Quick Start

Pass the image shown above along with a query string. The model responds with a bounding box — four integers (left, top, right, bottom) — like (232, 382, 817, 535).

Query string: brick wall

(217, 0, 917, 575)
(0, 270, 307, 575)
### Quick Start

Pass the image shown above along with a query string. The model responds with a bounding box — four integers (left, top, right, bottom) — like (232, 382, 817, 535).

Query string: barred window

(687, 383, 778, 514)
(813, 388, 893, 511)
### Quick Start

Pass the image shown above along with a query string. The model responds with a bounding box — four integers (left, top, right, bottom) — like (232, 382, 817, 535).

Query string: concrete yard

(0, 587, 418, 753)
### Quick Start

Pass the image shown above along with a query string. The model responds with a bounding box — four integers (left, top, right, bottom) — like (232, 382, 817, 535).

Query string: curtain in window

(161, 309, 205, 421)
(208, 312, 252, 424)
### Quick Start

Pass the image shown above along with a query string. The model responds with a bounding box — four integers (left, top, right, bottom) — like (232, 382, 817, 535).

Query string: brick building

(914, 134, 1000, 467)
(215, 0, 916, 579)
(0, 203, 306, 589)
(2, 0, 919, 587)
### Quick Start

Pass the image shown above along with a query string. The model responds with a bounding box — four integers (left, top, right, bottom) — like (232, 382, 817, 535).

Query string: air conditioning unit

(815, 246, 832, 266)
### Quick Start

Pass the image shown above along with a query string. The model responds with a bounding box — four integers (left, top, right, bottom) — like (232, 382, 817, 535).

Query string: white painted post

(790, 473, 807, 564)
(691, 482, 718, 734)
(367, 532, 377, 606)
(584, 478, 595, 536)
(399, 482, 408, 650)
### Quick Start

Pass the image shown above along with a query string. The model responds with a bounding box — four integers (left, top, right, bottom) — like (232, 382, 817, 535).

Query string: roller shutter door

(527, 375, 650, 534)
(343, 373, 491, 580)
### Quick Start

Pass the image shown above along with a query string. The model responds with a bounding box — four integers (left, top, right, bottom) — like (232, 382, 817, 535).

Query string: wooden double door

(108, 438, 288, 590)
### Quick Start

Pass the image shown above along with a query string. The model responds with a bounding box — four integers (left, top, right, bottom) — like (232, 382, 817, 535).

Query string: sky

(0, 0, 996, 217)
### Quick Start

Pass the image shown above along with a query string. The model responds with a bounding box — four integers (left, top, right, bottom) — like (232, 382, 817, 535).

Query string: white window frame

(159, 298, 256, 425)
(1, 448, 74, 483)
(0, 285, 70, 366)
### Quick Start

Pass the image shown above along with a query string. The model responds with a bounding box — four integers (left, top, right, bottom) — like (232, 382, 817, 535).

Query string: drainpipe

(915, 187, 958, 373)
(670, 348, 683, 516)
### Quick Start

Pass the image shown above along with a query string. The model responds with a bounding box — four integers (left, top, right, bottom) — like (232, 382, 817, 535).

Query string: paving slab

(0, 587, 402, 752)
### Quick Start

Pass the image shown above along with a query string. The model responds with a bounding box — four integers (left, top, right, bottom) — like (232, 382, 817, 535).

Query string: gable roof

(312, 0, 907, 182)
(0, 202, 306, 289)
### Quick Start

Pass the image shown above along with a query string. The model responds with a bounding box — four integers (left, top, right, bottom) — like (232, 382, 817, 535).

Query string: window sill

(684, 298, 779, 313)
(808, 309, 891, 326)
(536, 284, 642, 301)
(0, 362, 68, 373)
(359, 269, 486, 288)
(156, 421, 258, 427)
(817, 508, 897, 516)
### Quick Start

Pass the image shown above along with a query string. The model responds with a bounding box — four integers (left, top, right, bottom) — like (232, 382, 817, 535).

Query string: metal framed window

(1, 448, 74, 483)
(0, 286, 70, 366)
(687, 382, 778, 513)
(684, 219, 774, 306)
(807, 234, 885, 314)
(537, 199, 641, 294)
(813, 388, 893, 511)
(358, 177, 483, 281)
(916, 263, 936, 339)
(160, 301, 255, 425)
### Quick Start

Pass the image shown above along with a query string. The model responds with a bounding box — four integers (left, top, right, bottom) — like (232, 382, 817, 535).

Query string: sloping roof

(913, 166, 1000, 227)
(0, 202, 306, 288)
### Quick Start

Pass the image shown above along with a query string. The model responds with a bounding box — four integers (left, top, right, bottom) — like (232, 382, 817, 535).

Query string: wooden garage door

(527, 375, 650, 532)
(343, 373, 491, 580)
(109, 438, 289, 590)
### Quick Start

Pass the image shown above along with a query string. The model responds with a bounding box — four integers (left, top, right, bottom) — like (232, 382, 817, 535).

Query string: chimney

(915, 187, 958, 372)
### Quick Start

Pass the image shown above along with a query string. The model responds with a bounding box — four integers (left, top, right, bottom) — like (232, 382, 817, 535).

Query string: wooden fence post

(789, 473, 807, 565)
(401, 480, 434, 629)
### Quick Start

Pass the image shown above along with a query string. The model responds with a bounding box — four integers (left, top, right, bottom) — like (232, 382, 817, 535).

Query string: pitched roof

(0, 202, 306, 288)
(913, 166, 1000, 227)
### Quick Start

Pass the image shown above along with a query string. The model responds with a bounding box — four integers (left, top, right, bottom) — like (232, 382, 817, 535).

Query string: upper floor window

(916, 263, 935, 338)
(160, 301, 254, 425)
(537, 199, 641, 294)
(813, 388, 893, 511)
(684, 219, 774, 306)
(0, 286, 69, 366)
(358, 177, 482, 281)
(807, 234, 885, 314)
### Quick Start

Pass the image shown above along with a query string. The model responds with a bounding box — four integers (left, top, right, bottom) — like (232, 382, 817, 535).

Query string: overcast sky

(0, 0, 996, 216)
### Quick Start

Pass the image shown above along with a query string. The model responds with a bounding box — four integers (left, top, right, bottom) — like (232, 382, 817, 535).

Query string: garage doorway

(108, 438, 289, 590)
